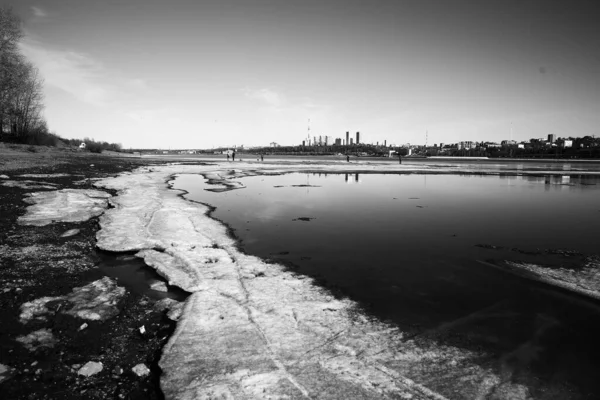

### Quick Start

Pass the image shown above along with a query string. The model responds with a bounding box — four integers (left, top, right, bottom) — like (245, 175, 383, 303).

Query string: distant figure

(232, 152, 236, 161)
(346, 155, 350, 162)
(261, 154, 264, 162)
(398, 153, 402, 164)
(227, 153, 230, 161)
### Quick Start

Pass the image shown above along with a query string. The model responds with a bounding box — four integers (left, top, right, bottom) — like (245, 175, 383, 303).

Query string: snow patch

(20, 277, 125, 323)
(18, 189, 111, 226)
(16, 328, 57, 351)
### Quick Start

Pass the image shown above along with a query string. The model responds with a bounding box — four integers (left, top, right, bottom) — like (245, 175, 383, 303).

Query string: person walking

(227, 153, 230, 161)
(232, 151, 236, 161)
(261, 154, 264, 162)
(346, 155, 350, 162)
(398, 152, 402, 164)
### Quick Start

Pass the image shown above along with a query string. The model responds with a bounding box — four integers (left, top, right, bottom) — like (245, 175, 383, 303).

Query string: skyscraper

(356, 131, 360, 144)
(346, 131, 349, 146)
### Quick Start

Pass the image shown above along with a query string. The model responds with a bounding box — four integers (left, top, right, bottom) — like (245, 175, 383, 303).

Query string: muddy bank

(0, 150, 185, 399)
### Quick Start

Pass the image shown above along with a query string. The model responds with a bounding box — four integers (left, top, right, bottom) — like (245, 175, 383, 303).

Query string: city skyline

(11, 0, 600, 149)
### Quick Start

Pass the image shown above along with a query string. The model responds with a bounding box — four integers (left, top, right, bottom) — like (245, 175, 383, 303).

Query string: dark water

(173, 171, 600, 396)
(90, 252, 188, 301)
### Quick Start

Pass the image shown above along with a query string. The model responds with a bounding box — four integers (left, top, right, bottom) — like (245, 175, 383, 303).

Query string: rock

(149, 280, 168, 292)
(61, 229, 81, 238)
(78, 323, 88, 331)
(112, 366, 123, 376)
(0, 174, 9, 179)
(16, 329, 57, 351)
(132, 363, 150, 377)
(18, 189, 111, 226)
(0, 363, 12, 383)
(139, 325, 146, 335)
(77, 361, 103, 377)
(20, 277, 126, 323)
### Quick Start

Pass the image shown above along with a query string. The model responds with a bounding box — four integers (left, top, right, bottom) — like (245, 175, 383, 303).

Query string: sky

(9, 0, 600, 149)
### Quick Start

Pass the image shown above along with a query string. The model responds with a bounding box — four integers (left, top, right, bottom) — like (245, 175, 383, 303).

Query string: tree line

(0, 6, 121, 152)
(0, 6, 46, 139)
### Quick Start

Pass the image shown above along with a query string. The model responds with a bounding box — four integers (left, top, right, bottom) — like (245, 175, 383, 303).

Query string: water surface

(173, 171, 600, 397)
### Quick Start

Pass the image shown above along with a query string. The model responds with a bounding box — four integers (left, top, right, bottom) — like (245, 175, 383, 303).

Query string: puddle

(87, 251, 189, 301)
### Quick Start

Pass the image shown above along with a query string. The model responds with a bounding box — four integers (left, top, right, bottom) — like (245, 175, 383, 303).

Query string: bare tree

(0, 6, 47, 139)
(0, 6, 24, 137)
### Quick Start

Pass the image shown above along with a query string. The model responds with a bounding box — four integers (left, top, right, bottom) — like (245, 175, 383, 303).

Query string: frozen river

(173, 170, 600, 397)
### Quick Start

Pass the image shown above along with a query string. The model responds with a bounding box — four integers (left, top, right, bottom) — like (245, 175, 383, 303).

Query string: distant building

(335, 138, 342, 145)
(548, 134, 555, 143)
(356, 131, 360, 144)
(458, 141, 476, 150)
(346, 132, 350, 146)
(563, 140, 573, 148)
(485, 142, 501, 148)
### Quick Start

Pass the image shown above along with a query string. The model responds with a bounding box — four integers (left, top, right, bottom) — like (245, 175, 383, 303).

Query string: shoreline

(2, 150, 598, 399)
(96, 162, 592, 399)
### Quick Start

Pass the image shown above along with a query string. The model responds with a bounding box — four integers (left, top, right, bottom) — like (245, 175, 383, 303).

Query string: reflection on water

(173, 172, 600, 397)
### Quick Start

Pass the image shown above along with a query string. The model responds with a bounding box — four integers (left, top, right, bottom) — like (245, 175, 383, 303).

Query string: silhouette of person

(346, 155, 350, 162)
(232, 152, 236, 161)
(261, 154, 264, 162)
(398, 153, 402, 164)
(227, 153, 230, 161)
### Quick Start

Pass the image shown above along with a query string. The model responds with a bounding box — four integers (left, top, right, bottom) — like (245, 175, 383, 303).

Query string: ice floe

(18, 173, 73, 178)
(489, 256, 600, 301)
(1, 180, 58, 190)
(93, 164, 552, 399)
(18, 189, 111, 226)
(20, 277, 125, 323)
(60, 228, 80, 238)
(16, 328, 57, 351)
(0, 363, 12, 383)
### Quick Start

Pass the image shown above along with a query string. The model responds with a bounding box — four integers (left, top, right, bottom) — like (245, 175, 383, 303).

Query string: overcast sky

(12, 0, 600, 149)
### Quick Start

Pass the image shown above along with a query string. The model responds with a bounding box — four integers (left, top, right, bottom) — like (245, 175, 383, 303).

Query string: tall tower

(346, 132, 349, 146)
(356, 131, 360, 144)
